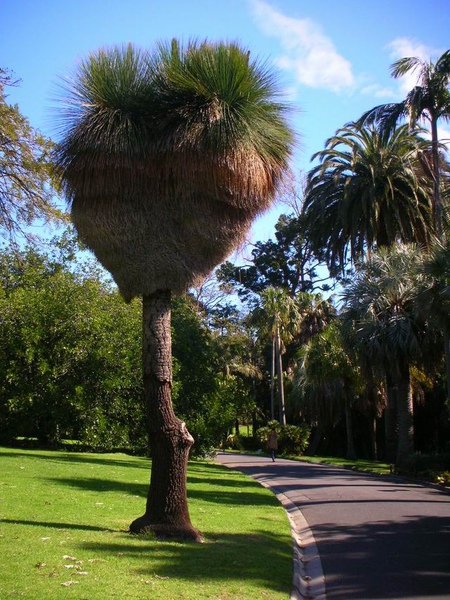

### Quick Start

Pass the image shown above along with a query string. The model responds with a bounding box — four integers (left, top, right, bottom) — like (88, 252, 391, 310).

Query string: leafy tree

(0, 69, 65, 244)
(0, 241, 144, 448)
(171, 295, 235, 456)
(217, 212, 325, 301)
(54, 41, 294, 539)
(358, 49, 450, 237)
(303, 122, 434, 274)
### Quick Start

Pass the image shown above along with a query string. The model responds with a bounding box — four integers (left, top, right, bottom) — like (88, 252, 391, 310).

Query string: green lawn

(0, 447, 292, 599)
(295, 454, 391, 475)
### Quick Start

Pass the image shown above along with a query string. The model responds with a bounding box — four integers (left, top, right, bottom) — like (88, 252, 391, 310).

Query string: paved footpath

(215, 452, 450, 600)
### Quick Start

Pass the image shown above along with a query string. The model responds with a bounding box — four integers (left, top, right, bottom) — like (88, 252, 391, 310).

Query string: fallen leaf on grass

(87, 558, 105, 563)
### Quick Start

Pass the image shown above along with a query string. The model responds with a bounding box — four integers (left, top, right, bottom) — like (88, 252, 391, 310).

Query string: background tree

(217, 212, 327, 301)
(54, 41, 294, 539)
(302, 122, 434, 274)
(295, 320, 362, 460)
(0, 69, 65, 244)
(252, 287, 302, 424)
(341, 244, 441, 467)
(0, 238, 144, 449)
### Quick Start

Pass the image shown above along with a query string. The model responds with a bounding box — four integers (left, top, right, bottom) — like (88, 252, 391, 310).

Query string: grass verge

(0, 447, 292, 599)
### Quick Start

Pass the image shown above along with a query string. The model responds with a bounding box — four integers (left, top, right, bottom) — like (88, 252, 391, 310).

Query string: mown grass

(0, 447, 292, 599)
(294, 454, 391, 475)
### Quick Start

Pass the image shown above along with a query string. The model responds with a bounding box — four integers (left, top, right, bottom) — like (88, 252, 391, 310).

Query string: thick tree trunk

(275, 327, 286, 425)
(129, 291, 201, 541)
(395, 363, 414, 469)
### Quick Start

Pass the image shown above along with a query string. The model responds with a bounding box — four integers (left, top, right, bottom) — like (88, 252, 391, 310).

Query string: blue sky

(2, 0, 450, 248)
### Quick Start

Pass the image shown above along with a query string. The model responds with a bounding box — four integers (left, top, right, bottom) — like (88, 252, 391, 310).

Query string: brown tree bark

(129, 291, 202, 541)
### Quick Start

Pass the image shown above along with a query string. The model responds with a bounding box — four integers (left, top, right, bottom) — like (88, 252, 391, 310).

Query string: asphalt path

(215, 452, 450, 600)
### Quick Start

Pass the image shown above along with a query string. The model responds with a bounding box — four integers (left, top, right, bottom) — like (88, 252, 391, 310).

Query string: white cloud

(250, 0, 355, 93)
(360, 84, 396, 100)
(386, 38, 443, 94)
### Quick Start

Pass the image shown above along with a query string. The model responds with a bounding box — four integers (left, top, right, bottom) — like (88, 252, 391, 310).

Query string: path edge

(257, 478, 327, 600)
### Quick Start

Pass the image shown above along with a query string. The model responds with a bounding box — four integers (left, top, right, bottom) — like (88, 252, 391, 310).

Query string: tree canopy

(0, 69, 65, 245)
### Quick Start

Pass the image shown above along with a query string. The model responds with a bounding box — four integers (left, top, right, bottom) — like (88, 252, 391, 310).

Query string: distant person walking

(268, 430, 278, 462)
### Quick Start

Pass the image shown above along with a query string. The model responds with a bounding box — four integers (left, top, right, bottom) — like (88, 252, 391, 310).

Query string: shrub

(256, 421, 311, 456)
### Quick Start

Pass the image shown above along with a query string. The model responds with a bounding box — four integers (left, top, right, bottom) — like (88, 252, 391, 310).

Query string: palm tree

(420, 238, 450, 399)
(296, 320, 362, 460)
(255, 287, 301, 425)
(302, 122, 434, 274)
(358, 49, 450, 238)
(341, 244, 437, 467)
(55, 41, 294, 539)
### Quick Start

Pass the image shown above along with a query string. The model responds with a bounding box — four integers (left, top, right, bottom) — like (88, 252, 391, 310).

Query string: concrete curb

(256, 478, 327, 600)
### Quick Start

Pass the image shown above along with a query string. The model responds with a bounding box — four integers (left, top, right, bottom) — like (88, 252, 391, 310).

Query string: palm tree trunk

(275, 326, 286, 425)
(344, 398, 357, 460)
(129, 291, 201, 541)
(430, 116, 443, 239)
(270, 335, 276, 421)
(395, 364, 414, 469)
(384, 374, 398, 463)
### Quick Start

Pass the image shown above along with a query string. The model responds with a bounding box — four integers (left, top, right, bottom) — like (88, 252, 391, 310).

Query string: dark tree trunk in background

(344, 399, 357, 460)
(396, 364, 414, 469)
(129, 291, 201, 541)
(384, 374, 398, 463)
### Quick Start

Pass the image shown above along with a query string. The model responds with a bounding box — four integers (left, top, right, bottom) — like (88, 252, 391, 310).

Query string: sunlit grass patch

(0, 447, 292, 599)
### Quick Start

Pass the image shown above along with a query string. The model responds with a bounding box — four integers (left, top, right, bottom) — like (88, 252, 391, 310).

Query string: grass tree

(55, 41, 294, 540)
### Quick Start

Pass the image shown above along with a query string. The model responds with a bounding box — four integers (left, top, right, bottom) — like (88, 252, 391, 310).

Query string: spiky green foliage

(360, 51, 450, 132)
(358, 49, 450, 237)
(340, 244, 439, 379)
(302, 122, 434, 273)
(54, 41, 294, 301)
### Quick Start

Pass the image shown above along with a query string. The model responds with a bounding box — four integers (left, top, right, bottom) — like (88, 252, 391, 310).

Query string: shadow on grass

(0, 448, 150, 470)
(79, 529, 292, 593)
(1, 518, 116, 532)
(43, 475, 280, 507)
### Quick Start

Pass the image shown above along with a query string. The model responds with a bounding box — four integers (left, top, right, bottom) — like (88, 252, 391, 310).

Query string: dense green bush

(397, 452, 450, 485)
(0, 240, 236, 455)
(256, 420, 311, 455)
